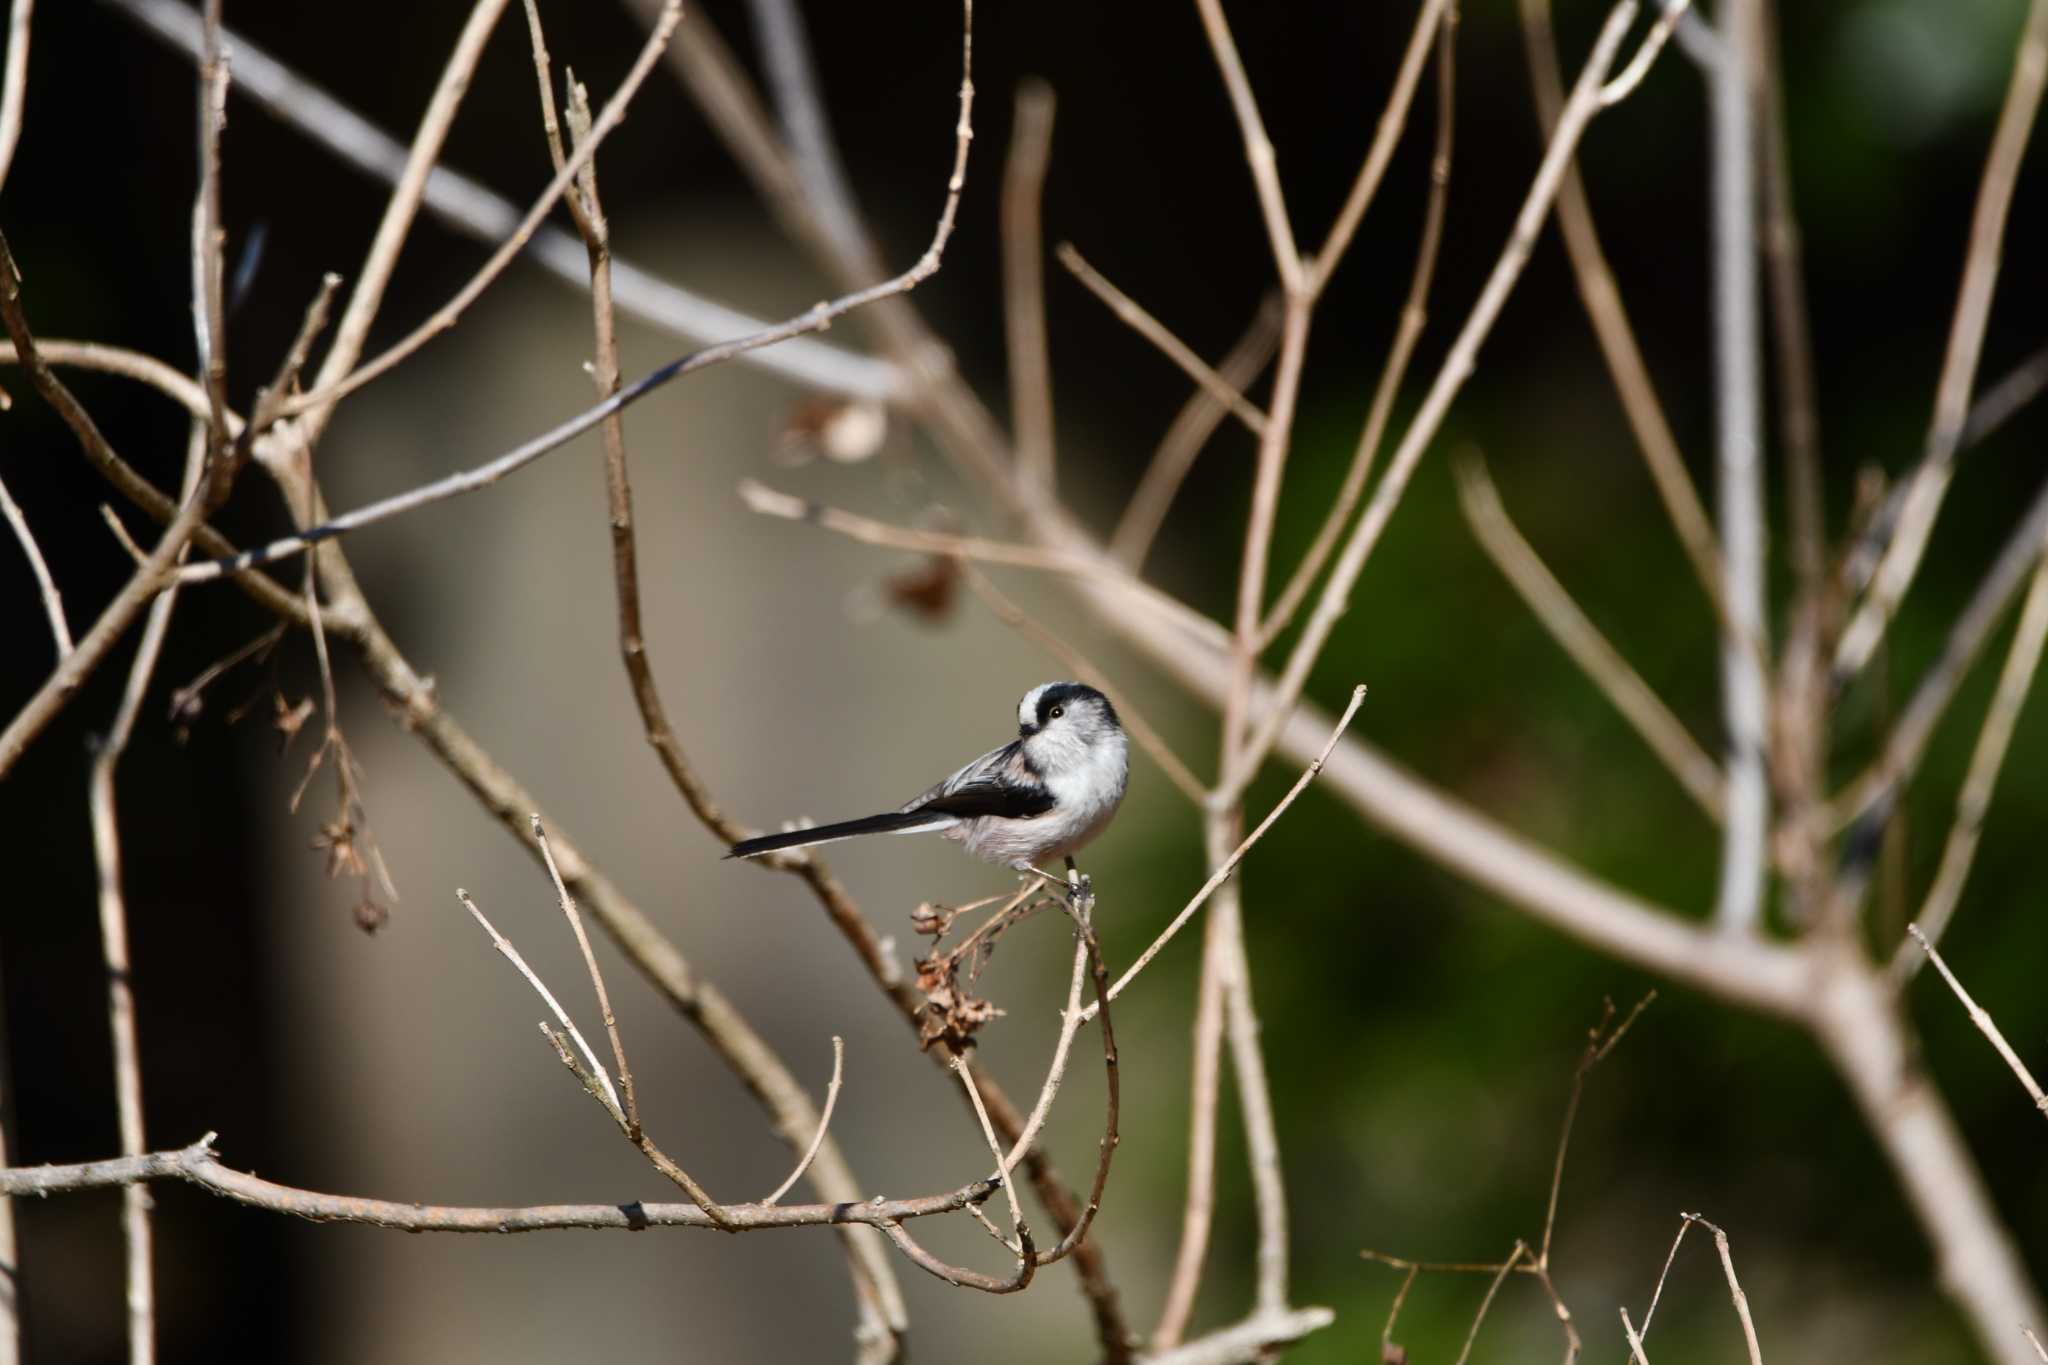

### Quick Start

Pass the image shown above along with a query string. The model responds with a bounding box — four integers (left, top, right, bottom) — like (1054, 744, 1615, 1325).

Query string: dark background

(2, 0, 2045, 1360)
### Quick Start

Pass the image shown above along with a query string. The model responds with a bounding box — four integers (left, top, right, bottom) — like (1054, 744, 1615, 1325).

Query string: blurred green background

(1, 0, 2044, 1361)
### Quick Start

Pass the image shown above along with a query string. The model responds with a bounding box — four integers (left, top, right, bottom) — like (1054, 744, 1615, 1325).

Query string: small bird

(728, 682, 1129, 887)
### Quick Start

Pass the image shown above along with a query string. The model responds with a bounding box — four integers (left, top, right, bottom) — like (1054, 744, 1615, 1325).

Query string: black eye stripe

(1027, 681, 1114, 731)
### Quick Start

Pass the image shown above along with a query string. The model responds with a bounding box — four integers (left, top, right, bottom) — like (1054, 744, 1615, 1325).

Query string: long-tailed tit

(729, 682, 1128, 886)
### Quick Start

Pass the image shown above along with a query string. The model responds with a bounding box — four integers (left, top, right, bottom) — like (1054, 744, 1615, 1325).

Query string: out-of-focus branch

(1456, 453, 1725, 820)
(1259, 9, 1454, 646)
(1829, 478, 2048, 831)
(1307, 0, 1451, 294)
(1192, 0, 1301, 292)
(1707, 0, 1770, 934)
(288, 0, 514, 451)
(1110, 297, 1282, 572)
(1893, 555, 2048, 974)
(1057, 244, 1267, 437)
(1833, 0, 2048, 683)
(109, 0, 896, 399)
(738, 482, 1231, 652)
(1003, 81, 1058, 494)
(281, 3, 680, 428)
(1517, 0, 1724, 615)
(1227, 0, 1656, 798)
(1136, 1307, 1336, 1365)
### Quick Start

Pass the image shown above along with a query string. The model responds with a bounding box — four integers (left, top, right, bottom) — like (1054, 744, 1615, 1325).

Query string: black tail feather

(727, 810, 952, 860)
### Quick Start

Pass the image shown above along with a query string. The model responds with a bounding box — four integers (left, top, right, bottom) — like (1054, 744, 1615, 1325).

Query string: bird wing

(902, 741, 1056, 821)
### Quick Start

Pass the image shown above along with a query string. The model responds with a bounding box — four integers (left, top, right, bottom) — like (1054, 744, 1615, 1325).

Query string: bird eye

(1048, 705, 1064, 720)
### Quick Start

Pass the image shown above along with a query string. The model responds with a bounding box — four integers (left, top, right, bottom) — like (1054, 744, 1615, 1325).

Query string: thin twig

(1621, 1307, 1651, 1365)
(1109, 295, 1282, 572)
(1453, 1242, 1528, 1365)
(1893, 553, 2048, 975)
(455, 890, 623, 1121)
(1456, 454, 1724, 820)
(1833, 0, 2048, 683)
(1693, 1216, 1764, 1365)
(1003, 81, 1058, 494)
(762, 1038, 845, 1206)
(2024, 1327, 2046, 1362)
(1150, 933, 1225, 1349)
(1057, 243, 1267, 436)
(0, 471, 68, 660)
(1079, 685, 1365, 1023)
(954, 1058, 1026, 1245)
(532, 816, 637, 1135)
(1907, 925, 2048, 1123)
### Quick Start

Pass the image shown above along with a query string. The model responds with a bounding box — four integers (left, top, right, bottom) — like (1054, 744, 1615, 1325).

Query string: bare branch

(1893, 553, 2048, 973)
(1229, 0, 1657, 797)
(1453, 1243, 1528, 1365)
(1456, 453, 1725, 820)
(1829, 476, 2048, 831)
(1908, 925, 2048, 1123)
(86, 413, 204, 1365)
(177, 10, 980, 589)
(1259, 8, 1455, 646)
(1003, 81, 1058, 494)
(954, 1058, 1025, 1243)
(1137, 1307, 1335, 1365)
(0, 234, 215, 779)
(456, 890, 625, 1122)
(1833, 0, 2048, 683)
(1518, 0, 1723, 614)
(762, 1038, 845, 1207)
(288, 0, 516, 450)
(1079, 685, 1365, 1023)
(532, 816, 637, 1134)
(111, 0, 894, 399)
(1191, 0, 1302, 292)
(1057, 243, 1267, 436)
(1707, 0, 1771, 933)
(0, 1134, 999, 1233)
(1308, 0, 1451, 294)
(0, 471, 68, 660)
(1110, 295, 1281, 572)
(281, 2, 682, 429)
